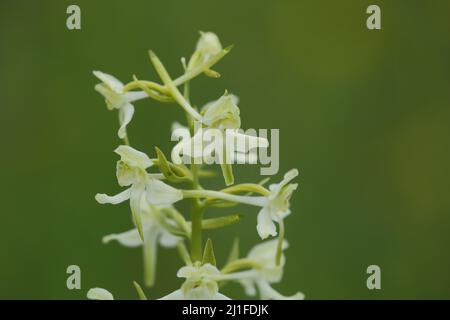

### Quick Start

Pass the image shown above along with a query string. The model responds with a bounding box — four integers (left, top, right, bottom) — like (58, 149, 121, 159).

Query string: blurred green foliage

(1, 0, 450, 299)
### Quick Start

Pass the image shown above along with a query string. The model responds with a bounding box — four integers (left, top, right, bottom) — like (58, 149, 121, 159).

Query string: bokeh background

(1, 0, 450, 299)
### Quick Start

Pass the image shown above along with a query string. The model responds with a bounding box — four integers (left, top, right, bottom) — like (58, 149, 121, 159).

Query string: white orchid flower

(170, 94, 268, 166)
(102, 205, 181, 287)
(95, 145, 183, 240)
(188, 32, 222, 72)
(93, 71, 148, 139)
(224, 239, 304, 300)
(201, 93, 241, 130)
(201, 93, 268, 177)
(159, 263, 230, 300)
(87, 288, 114, 300)
(255, 169, 299, 239)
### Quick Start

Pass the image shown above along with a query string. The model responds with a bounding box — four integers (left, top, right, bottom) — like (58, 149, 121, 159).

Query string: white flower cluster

(88, 32, 303, 300)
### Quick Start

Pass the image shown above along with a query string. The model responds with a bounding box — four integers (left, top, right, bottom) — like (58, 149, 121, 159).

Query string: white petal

(158, 229, 181, 248)
(114, 145, 153, 169)
(214, 292, 232, 300)
(95, 188, 131, 204)
(196, 32, 222, 57)
(199, 263, 222, 277)
(202, 94, 241, 129)
(186, 286, 217, 300)
(257, 280, 304, 300)
(146, 179, 183, 205)
(124, 91, 148, 102)
(87, 288, 114, 300)
(171, 121, 189, 134)
(248, 239, 288, 261)
(102, 228, 142, 247)
(240, 279, 257, 296)
(216, 270, 258, 281)
(256, 206, 277, 239)
(158, 289, 185, 300)
(201, 94, 239, 113)
(94, 83, 126, 110)
(233, 132, 269, 153)
(177, 265, 197, 278)
(278, 169, 299, 190)
(118, 103, 135, 139)
(93, 71, 124, 92)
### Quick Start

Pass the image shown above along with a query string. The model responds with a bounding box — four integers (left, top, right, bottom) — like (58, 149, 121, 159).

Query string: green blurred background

(1, 0, 450, 299)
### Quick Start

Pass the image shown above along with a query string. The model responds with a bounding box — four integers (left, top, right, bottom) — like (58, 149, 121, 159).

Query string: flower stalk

(89, 31, 303, 300)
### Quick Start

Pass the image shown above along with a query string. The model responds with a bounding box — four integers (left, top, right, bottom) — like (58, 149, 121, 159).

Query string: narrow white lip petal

(102, 228, 142, 247)
(240, 279, 257, 296)
(117, 103, 135, 139)
(124, 91, 148, 102)
(214, 292, 232, 300)
(257, 280, 304, 300)
(114, 145, 153, 169)
(92, 71, 124, 92)
(87, 288, 114, 300)
(95, 188, 131, 204)
(216, 270, 258, 281)
(158, 289, 184, 300)
(233, 132, 269, 152)
(256, 207, 277, 239)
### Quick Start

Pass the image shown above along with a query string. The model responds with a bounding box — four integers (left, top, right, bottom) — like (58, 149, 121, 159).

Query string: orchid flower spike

(170, 94, 268, 184)
(159, 263, 230, 300)
(93, 71, 148, 139)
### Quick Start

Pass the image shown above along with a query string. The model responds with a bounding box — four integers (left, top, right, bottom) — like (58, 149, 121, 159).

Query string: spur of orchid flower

(88, 31, 303, 300)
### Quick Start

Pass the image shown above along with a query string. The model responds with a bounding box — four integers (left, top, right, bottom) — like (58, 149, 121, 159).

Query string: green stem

(190, 193, 203, 262)
(190, 148, 203, 261)
(148, 51, 202, 121)
(179, 71, 203, 263)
